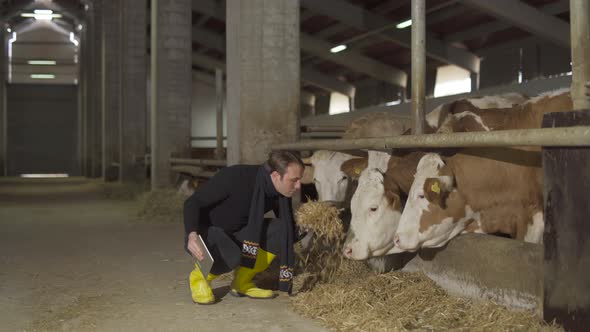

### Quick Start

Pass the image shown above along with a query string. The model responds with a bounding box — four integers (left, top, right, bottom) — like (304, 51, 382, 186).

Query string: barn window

(434, 65, 471, 98)
(328, 92, 351, 115)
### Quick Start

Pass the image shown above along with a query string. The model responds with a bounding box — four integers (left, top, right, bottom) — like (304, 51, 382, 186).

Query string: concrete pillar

(82, 6, 92, 177)
(214, 68, 224, 160)
(79, 19, 91, 177)
(470, 72, 480, 92)
(102, 0, 122, 181)
(226, 0, 300, 165)
(88, 0, 103, 178)
(150, 0, 192, 189)
(120, 0, 147, 184)
(0, 25, 6, 176)
(79, 21, 87, 176)
(315, 93, 331, 116)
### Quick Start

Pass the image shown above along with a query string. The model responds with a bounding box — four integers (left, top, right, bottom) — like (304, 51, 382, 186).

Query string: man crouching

(183, 151, 304, 304)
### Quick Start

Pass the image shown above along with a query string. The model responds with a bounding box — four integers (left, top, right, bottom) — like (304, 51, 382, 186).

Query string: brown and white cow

(342, 151, 426, 259)
(342, 90, 568, 259)
(302, 113, 408, 203)
(393, 148, 544, 251)
(426, 92, 528, 133)
(436, 89, 569, 133)
(302, 150, 361, 203)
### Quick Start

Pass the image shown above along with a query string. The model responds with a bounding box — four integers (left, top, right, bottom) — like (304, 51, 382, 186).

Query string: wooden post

(542, 110, 590, 331)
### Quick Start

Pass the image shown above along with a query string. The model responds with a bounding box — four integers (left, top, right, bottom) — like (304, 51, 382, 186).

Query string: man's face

(271, 163, 304, 197)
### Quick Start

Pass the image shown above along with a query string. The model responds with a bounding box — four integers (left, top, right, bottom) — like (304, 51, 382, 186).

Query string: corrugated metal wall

(6, 84, 79, 176)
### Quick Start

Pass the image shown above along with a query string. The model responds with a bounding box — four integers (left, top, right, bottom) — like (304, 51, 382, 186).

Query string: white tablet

(195, 235, 214, 279)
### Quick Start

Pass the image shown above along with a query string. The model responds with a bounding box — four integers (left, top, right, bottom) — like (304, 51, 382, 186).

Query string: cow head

(394, 153, 474, 251)
(303, 150, 358, 202)
(343, 151, 405, 260)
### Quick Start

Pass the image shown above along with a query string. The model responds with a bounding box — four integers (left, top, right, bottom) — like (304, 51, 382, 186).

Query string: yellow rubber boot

(230, 248, 276, 299)
(189, 264, 217, 304)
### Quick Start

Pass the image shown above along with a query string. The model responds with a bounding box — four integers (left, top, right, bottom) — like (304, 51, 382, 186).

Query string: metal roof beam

(457, 0, 570, 48)
(301, 33, 407, 86)
(300, 0, 480, 73)
(301, 67, 356, 97)
(445, 0, 569, 43)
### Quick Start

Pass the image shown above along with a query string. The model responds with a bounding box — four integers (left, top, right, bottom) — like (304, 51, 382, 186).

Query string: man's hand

(187, 232, 204, 261)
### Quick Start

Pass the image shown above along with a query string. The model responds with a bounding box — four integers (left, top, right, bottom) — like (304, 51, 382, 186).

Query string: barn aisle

(0, 178, 326, 332)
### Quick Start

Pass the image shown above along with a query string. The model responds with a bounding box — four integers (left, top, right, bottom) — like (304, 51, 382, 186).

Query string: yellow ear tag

(193, 179, 199, 188)
(431, 181, 440, 194)
(354, 167, 361, 175)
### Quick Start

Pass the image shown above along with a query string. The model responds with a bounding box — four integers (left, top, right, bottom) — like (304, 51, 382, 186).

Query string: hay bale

(136, 189, 186, 223)
(291, 203, 563, 331)
(294, 201, 347, 290)
(291, 269, 562, 331)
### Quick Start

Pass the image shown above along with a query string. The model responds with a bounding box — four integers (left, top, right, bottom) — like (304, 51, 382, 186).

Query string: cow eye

(313, 178, 318, 183)
(418, 194, 425, 199)
(370, 206, 378, 212)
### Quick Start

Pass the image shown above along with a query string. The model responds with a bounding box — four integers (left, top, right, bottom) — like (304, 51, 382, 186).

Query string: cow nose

(394, 233, 400, 247)
(343, 246, 353, 258)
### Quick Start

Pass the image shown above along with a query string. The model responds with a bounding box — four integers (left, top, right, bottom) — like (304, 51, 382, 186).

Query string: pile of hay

(291, 201, 562, 331)
(136, 189, 186, 223)
(291, 268, 562, 331)
(295, 201, 346, 290)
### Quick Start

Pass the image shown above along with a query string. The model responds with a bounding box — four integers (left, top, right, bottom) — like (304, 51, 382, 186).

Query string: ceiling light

(34, 9, 53, 15)
(330, 44, 347, 53)
(30, 74, 55, 79)
(396, 19, 412, 29)
(20, 174, 69, 178)
(28, 60, 57, 65)
(21, 10, 62, 20)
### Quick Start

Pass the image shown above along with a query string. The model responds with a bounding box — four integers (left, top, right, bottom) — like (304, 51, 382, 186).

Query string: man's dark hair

(267, 150, 304, 177)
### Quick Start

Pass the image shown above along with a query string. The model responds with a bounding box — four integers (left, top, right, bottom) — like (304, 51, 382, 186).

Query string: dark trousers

(185, 218, 284, 275)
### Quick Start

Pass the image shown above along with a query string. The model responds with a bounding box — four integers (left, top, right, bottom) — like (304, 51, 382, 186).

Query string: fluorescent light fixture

(21, 10, 62, 20)
(34, 9, 53, 15)
(396, 19, 412, 29)
(69, 32, 79, 46)
(28, 60, 57, 65)
(20, 174, 69, 178)
(30, 74, 55, 79)
(330, 44, 347, 53)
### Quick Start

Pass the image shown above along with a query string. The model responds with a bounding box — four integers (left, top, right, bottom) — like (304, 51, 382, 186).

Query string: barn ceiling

(0, 0, 571, 93)
(191, 0, 570, 96)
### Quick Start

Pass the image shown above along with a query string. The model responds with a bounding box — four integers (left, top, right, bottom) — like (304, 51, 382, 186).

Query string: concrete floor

(0, 178, 327, 332)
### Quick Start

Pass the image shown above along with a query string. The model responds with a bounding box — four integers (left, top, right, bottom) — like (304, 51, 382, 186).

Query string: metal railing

(272, 126, 590, 151)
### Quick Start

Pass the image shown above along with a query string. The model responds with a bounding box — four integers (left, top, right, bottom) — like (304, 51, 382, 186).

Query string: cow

(302, 112, 408, 203)
(436, 90, 569, 133)
(342, 90, 565, 260)
(342, 111, 409, 139)
(342, 151, 426, 260)
(393, 148, 544, 251)
(302, 150, 362, 203)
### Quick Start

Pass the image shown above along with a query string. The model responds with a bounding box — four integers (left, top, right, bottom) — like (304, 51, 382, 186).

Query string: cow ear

(423, 178, 449, 208)
(341, 157, 368, 181)
(301, 165, 314, 184)
(385, 190, 402, 210)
